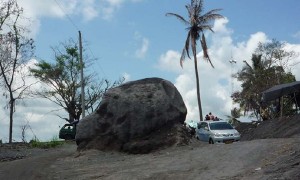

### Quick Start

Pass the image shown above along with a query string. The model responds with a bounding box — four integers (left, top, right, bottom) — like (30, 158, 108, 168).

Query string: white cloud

(284, 43, 300, 80)
(82, 0, 99, 21)
(106, 0, 125, 6)
(135, 38, 149, 59)
(18, 0, 98, 21)
(16, 0, 76, 37)
(98, 0, 144, 20)
(122, 72, 131, 82)
(100, 0, 122, 20)
(134, 32, 149, 59)
(18, 0, 76, 19)
(233, 32, 268, 65)
(212, 17, 233, 35)
(15, 0, 145, 37)
(156, 50, 183, 73)
(158, 18, 300, 123)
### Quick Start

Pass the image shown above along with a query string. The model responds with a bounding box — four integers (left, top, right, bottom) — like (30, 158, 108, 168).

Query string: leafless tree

(0, 0, 35, 143)
(20, 121, 30, 143)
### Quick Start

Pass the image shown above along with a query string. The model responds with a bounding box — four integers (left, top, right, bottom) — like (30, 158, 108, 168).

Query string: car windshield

(209, 122, 233, 130)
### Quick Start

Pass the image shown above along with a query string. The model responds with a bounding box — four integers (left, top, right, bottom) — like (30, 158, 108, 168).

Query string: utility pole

(79, 31, 85, 118)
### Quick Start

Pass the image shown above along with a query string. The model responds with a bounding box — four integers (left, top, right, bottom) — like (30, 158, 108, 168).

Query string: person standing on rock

(205, 114, 210, 120)
(209, 112, 214, 120)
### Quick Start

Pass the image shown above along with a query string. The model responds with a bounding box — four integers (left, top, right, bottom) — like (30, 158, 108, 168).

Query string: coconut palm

(166, 0, 223, 121)
(226, 107, 241, 126)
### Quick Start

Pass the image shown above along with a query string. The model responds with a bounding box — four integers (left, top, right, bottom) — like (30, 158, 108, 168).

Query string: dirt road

(0, 143, 76, 179)
(0, 138, 299, 180)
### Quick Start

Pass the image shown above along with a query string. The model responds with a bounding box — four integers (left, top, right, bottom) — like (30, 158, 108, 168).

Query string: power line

(86, 45, 107, 78)
(53, 0, 80, 31)
(52, 0, 107, 79)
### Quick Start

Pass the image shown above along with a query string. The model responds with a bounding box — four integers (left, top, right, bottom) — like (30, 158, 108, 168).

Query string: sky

(1, 0, 300, 142)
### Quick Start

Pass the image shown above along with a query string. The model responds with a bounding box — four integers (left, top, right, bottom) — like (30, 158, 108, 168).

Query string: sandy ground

(1, 137, 299, 180)
(0, 143, 76, 179)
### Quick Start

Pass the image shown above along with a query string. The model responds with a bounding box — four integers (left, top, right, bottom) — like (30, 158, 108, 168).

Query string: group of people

(205, 112, 219, 121)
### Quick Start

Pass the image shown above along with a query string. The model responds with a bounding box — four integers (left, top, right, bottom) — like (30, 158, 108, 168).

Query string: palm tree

(166, 0, 223, 121)
(226, 107, 241, 127)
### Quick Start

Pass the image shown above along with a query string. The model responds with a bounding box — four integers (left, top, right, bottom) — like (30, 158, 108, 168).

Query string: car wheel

(209, 138, 214, 144)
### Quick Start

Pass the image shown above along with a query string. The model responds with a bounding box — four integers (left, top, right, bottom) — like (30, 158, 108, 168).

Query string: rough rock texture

(236, 115, 300, 141)
(76, 77, 188, 154)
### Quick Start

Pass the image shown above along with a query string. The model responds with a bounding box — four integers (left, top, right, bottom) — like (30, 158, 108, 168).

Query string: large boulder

(76, 77, 188, 154)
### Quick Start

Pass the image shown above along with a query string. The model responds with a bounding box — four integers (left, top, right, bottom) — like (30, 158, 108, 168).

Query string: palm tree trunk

(193, 54, 203, 121)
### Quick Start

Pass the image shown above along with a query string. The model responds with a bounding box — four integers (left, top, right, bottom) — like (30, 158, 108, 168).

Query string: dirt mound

(122, 124, 191, 154)
(236, 115, 300, 141)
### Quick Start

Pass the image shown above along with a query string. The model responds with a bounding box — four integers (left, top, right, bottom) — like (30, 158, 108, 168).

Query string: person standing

(209, 112, 214, 120)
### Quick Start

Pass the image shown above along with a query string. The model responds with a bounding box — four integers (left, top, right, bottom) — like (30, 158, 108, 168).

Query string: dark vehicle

(59, 124, 76, 140)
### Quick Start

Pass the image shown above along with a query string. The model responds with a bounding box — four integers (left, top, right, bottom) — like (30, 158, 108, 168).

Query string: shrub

(30, 136, 64, 149)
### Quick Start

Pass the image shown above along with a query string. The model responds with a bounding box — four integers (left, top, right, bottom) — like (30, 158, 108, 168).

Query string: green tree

(166, 0, 223, 121)
(233, 40, 296, 119)
(0, 0, 35, 143)
(256, 39, 298, 70)
(30, 41, 123, 123)
(226, 107, 241, 126)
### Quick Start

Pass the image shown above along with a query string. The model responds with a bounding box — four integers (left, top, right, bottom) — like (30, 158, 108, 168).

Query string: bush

(30, 136, 64, 149)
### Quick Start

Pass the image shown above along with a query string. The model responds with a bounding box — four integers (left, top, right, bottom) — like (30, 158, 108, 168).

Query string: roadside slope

(236, 115, 300, 141)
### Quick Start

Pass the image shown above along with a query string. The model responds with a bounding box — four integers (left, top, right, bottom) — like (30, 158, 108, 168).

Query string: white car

(195, 121, 241, 144)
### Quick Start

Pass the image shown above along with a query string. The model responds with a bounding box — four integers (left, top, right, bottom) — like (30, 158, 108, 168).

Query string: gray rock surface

(76, 77, 188, 153)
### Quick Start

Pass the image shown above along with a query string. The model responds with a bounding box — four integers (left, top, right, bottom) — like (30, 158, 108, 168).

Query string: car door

(198, 122, 209, 142)
(201, 123, 210, 142)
